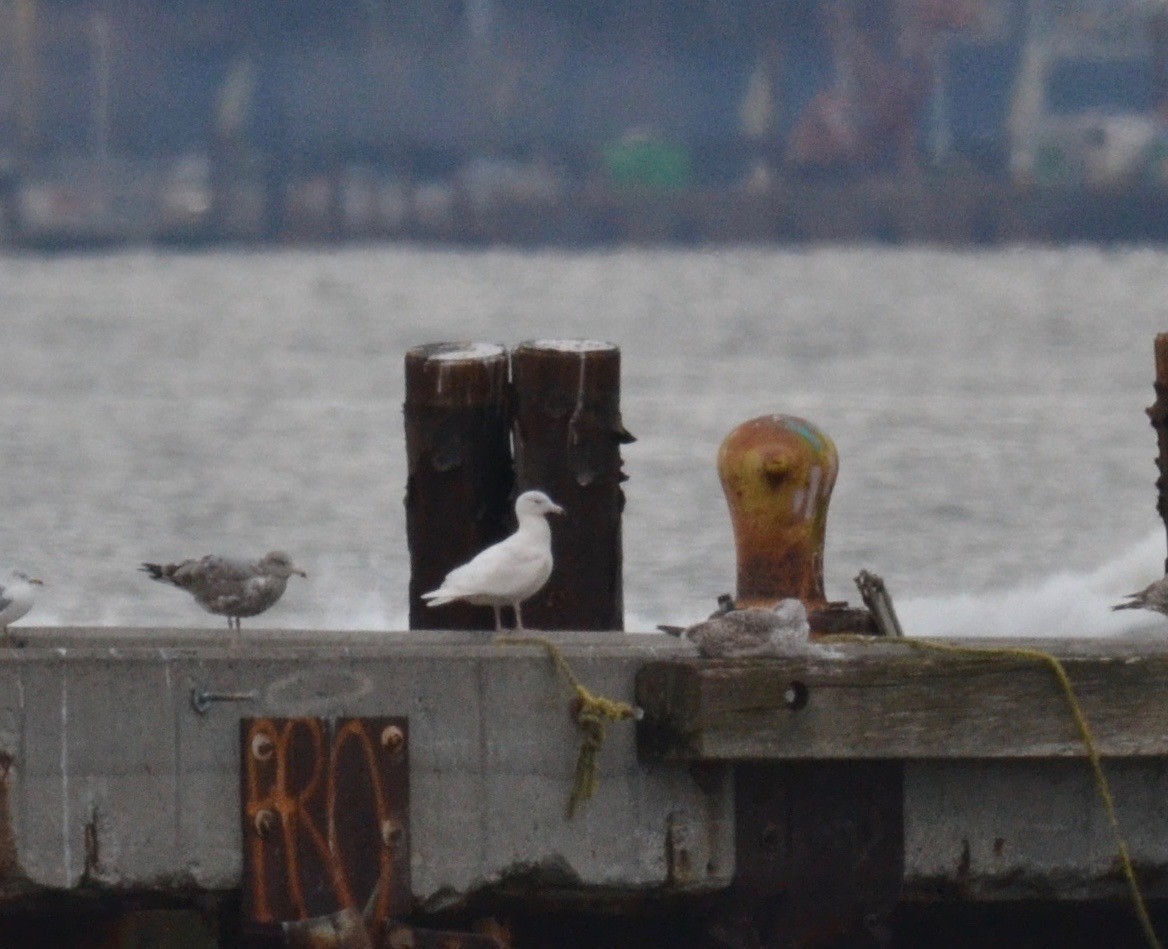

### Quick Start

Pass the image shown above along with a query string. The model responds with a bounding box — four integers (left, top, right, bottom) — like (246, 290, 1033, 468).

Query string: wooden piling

(1149, 333, 1168, 574)
(404, 343, 513, 630)
(511, 340, 634, 630)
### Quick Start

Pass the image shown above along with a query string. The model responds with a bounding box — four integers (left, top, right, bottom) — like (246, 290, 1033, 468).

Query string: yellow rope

(496, 635, 641, 818)
(892, 637, 1162, 949)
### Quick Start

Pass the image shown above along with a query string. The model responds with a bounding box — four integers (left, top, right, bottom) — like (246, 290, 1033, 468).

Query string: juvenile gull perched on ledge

(422, 490, 563, 632)
(1111, 576, 1168, 619)
(668, 598, 812, 659)
(0, 569, 43, 644)
(140, 550, 306, 632)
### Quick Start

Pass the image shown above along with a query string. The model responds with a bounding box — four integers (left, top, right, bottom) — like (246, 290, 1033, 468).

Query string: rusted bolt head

(381, 818, 404, 847)
(251, 733, 274, 762)
(380, 725, 406, 756)
(254, 809, 277, 838)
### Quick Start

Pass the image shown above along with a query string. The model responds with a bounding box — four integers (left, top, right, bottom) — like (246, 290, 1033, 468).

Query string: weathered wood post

(1148, 333, 1168, 573)
(404, 343, 513, 630)
(511, 340, 634, 630)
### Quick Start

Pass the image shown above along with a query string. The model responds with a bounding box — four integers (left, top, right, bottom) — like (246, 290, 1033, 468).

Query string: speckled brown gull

(140, 550, 306, 632)
(1111, 576, 1168, 618)
(670, 598, 813, 659)
(422, 490, 563, 632)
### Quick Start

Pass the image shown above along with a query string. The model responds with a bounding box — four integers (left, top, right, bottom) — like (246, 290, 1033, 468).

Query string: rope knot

(498, 636, 641, 818)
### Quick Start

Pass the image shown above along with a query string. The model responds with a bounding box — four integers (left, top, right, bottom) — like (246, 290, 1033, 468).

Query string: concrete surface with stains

(0, 629, 1166, 907)
(0, 630, 732, 906)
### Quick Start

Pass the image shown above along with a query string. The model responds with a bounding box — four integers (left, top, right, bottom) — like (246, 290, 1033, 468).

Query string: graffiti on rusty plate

(241, 717, 410, 930)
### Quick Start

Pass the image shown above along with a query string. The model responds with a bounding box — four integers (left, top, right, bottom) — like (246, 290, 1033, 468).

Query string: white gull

(0, 569, 43, 644)
(422, 490, 563, 632)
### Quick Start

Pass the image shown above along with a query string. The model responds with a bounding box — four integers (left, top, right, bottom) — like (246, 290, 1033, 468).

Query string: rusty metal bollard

(717, 414, 838, 609)
(1148, 333, 1168, 573)
(404, 342, 513, 630)
(511, 339, 634, 630)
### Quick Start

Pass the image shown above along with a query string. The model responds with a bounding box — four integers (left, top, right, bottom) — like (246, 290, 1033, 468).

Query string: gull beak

(550, 503, 565, 515)
(294, 568, 308, 578)
(29, 578, 44, 586)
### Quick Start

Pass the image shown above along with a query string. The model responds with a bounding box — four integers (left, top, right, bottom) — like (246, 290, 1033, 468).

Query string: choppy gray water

(2, 243, 1167, 637)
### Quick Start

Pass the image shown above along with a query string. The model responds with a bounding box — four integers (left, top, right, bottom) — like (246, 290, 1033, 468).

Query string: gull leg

(492, 606, 502, 632)
(513, 602, 524, 631)
(1, 625, 21, 649)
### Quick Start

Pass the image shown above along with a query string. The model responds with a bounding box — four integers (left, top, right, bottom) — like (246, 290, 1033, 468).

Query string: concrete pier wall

(1, 629, 1166, 907)
(1, 630, 732, 904)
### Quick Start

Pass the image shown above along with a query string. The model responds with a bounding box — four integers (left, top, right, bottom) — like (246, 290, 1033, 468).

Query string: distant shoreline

(6, 171, 1167, 251)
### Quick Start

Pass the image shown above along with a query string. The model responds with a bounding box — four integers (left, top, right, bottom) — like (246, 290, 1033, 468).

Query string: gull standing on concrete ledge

(140, 550, 307, 635)
(667, 598, 812, 658)
(1111, 576, 1168, 619)
(0, 569, 43, 644)
(422, 490, 564, 632)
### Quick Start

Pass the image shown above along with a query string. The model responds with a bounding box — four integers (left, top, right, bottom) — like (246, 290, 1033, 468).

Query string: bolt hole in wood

(783, 680, 809, 711)
(760, 822, 782, 854)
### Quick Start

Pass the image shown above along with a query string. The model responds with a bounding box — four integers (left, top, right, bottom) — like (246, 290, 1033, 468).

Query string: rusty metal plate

(241, 717, 411, 932)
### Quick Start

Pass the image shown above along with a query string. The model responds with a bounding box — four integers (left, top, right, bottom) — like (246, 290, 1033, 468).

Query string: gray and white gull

(668, 598, 815, 658)
(422, 490, 563, 632)
(1112, 576, 1168, 619)
(0, 569, 43, 644)
(140, 550, 306, 632)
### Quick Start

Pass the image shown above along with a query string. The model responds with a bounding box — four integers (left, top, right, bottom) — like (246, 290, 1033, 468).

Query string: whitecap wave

(897, 531, 1168, 638)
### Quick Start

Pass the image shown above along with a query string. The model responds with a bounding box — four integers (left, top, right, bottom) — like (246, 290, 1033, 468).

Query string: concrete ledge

(0, 629, 1165, 907)
(0, 629, 733, 906)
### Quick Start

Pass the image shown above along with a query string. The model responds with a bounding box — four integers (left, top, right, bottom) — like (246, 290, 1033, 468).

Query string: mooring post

(1148, 333, 1168, 573)
(404, 342, 513, 630)
(510, 339, 634, 630)
(716, 414, 839, 609)
(712, 414, 899, 948)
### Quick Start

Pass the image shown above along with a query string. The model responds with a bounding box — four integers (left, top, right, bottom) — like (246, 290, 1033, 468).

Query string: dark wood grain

(636, 637, 1168, 760)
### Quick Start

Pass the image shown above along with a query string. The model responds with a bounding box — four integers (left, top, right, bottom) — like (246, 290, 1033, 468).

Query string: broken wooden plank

(636, 637, 1168, 761)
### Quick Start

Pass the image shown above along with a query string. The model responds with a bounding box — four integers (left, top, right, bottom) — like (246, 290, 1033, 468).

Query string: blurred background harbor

(2, 0, 1168, 248)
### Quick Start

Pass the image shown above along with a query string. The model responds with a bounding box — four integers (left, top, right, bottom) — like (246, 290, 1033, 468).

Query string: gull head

(771, 597, 809, 633)
(515, 490, 565, 519)
(260, 551, 308, 579)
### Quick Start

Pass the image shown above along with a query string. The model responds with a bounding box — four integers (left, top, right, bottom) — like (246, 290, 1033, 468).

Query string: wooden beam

(636, 638, 1168, 761)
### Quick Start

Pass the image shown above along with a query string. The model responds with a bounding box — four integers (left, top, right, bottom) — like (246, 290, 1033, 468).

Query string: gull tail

(1111, 598, 1143, 612)
(140, 562, 172, 583)
(421, 588, 457, 607)
(657, 625, 684, 636)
